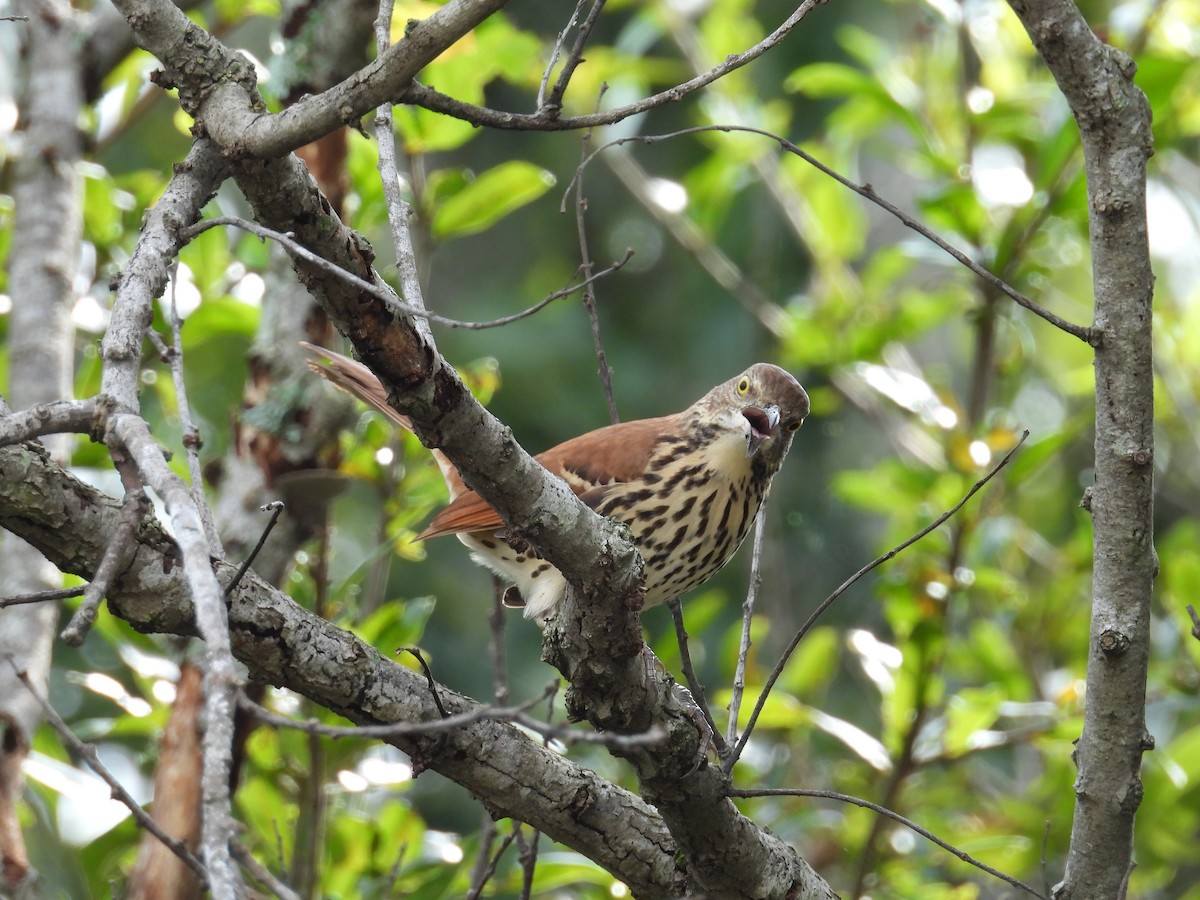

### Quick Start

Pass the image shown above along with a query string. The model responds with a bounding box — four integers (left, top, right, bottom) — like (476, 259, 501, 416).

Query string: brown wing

(302, 343, 682, 539)
(415, 416, 675, 540)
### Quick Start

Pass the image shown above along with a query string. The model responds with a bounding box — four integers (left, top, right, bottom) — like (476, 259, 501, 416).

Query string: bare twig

(469, 811, 502, 899)
(537, 0, 584, 110)
(466, 825, 520, 900)
(729, 786, 1046, 899)
(166, 267, 223, 556)
(515, 823, 540, 900)
(231, 840, 302, 900)
(570, 126, 1094, 344)
(0, 585, 85, 609)
(60, 489, 148, 646)
(182, 215, 633, 330)
(236, 685, 666, 749)
(1041, 819, 1054, 900)
(224, 501, 285, 598)
(667, 600, 725, 757)
(403, 646, 450, 718)
(1187, 604, 1200, 643)
(541, 0, 606, 114)
(9, 660, 209, 886)
(574, 105, 620, 424)
(726, 431, 1029, 773)
(401, 0, 828, 132)
(373, 0, 435, 347)
(487, 577, 510, 705)
(727, 504, 768, 749)
(236, 685, 551, 737)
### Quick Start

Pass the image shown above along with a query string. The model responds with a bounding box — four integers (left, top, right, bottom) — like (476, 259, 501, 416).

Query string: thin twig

(403, 646, 450, 718)
(400, 0, 828, 131)
(373, 0, 435, 347)
(569, 126, 1095, 345)
(469, 811, 501, 899)
(60, 489, 148, 646)
(0, 585, 85, 608)
(1187, 604, 1200, 643)
(574, 96, 620, 424)
(542, 0, 606, 114)
(727, 503, 768, 749)
(667, 600, 726, 757)
(466, 825, 520, 900)
(231, 840, 302, 900)
(224, 501, 285, 598)
(182, 215, 633, 330)
(167, 266, 223, 556)
(725, 431, 1029, 773)
(488, 576, 510, 705)
(1041, 819, 1054, 900)
(515, 823, 540, 900)
(729, 786, 1046, 899)
(9, 660, 210, 886)
(537, 0, 584, 110)
(237, 685, 552, 737)
(236, 686, 666, 749)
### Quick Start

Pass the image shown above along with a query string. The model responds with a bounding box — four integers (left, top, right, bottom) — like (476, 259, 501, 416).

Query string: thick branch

(0, 441, 684, 898)
(116, 9, 836, 893)
(226, 152, 835, 897)
(111, 0, 511, 158)
(1005, 2, 1155, 898)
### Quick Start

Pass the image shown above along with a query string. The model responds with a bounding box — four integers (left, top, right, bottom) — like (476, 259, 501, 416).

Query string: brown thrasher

(303, 344, 809, 622)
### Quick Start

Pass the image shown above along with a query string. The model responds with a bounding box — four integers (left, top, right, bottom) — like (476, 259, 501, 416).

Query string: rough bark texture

(1006, 2, 1156, 897)
(0, 442, 686, 898)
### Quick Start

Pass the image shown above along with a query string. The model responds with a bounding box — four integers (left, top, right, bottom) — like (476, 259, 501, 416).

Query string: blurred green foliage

(3, 0, 1200, 897)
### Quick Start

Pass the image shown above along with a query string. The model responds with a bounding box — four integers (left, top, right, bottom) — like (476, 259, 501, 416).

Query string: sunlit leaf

(431, 161, 556, 239)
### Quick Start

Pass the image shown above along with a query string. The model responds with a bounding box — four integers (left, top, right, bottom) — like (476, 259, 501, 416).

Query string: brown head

(686, 362, 810, 480)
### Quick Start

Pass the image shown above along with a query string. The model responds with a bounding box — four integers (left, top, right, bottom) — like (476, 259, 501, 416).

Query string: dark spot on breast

(664, 463, 706, 492)
(671, 494, 697, 522)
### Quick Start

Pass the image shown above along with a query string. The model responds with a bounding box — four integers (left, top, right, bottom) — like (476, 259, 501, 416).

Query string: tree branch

(399, 0, 829, 131)
(110, 8, 838, 892)
(0, 441, 687, 898)
(111, 0, 513, 158)
(1004, 2, 1155, 897)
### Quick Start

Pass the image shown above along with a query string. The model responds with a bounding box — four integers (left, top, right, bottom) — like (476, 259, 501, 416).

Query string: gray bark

(1006, 2, 1156, 897)
(0, 0, 83, 888)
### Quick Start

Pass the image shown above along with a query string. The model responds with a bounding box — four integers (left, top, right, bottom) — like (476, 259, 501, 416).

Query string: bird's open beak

(742, 405, 780, 456)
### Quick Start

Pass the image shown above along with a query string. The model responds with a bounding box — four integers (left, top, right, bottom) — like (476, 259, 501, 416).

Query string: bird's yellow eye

(736, 377, 750, 395)
(787, 420, 802, 432)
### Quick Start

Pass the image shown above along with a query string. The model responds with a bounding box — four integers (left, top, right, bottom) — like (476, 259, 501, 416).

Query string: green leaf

(177, 298, 258, 459)
(942, 685, 1006, 757)
(431, 161, 556, 239)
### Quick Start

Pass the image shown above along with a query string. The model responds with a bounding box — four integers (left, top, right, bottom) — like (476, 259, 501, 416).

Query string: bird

(302, 343, 809, 624)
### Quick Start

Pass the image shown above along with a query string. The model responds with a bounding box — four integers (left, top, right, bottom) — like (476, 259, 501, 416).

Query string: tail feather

(300, 342, 465, 499)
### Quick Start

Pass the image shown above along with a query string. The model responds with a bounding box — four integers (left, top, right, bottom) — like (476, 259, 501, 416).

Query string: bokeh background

(2, 0, 1199, 896)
